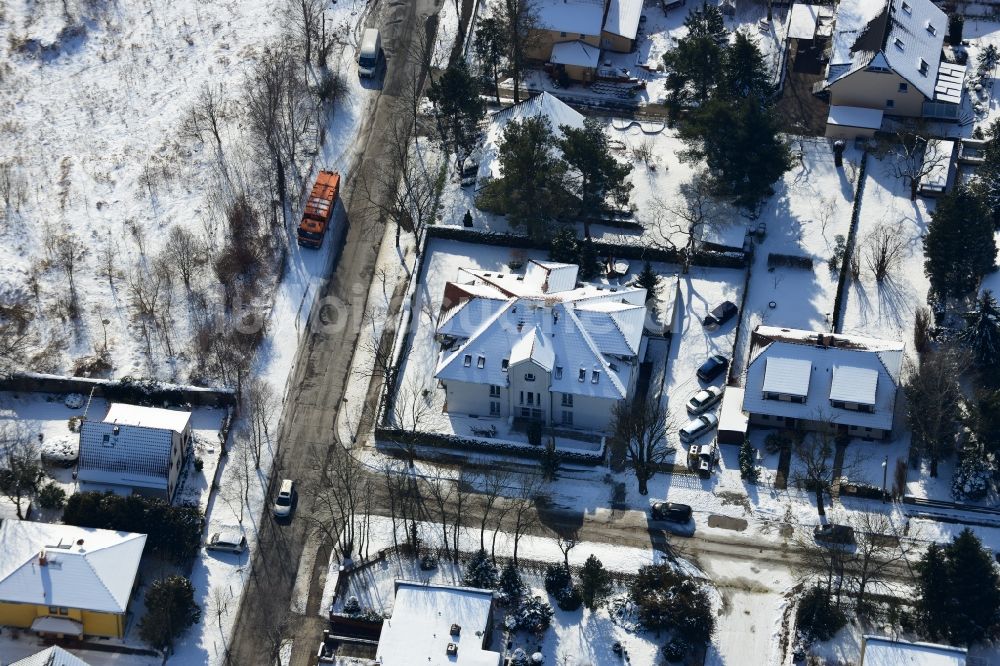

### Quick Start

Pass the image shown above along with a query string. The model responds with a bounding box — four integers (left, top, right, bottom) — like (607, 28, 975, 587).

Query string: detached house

(741, 326, 903, 440)
(819, 0, 964, 135)
(435, 260, 648, 432)
(78, 403, 192, 502)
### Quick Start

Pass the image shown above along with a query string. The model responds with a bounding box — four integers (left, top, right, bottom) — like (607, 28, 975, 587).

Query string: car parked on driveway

(703, 301, 738, 329)
(686, 386, 724, 414)
(649, 501, 692, 523)
(206, 531, 247, 554)
(680, 413, 719, 443)
(814, 523, 854, 544)
(696, 354, 729, 382)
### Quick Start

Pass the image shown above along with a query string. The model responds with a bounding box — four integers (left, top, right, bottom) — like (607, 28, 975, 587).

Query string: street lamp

(881, 455, 888, 503)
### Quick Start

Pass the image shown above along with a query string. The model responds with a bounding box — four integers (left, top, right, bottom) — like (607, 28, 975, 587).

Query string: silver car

(679, 413, 719, 443)
(686, 386, 724, 414)
(206, 531, 247, 554)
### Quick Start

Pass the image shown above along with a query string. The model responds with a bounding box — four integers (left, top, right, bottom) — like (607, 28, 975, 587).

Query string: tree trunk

(910, 179, 917, 202)
(637, 474, 649, 496)
(930, 455, 939, 478)
(815, 486, 826, 517)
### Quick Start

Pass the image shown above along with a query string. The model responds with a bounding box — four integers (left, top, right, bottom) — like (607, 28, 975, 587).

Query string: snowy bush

(37, 482, 66, 510)
(498, 560, 525, 605)
(343, 596, 361, 615)
(630, 564, 715, 647)
(463, 549, 498, 589)
(504, 595, 554, 632)
(608, 596, 641, 631)
(795, 586, 846, 644)
(509, 648, 530, 666)
(544, 563, 571, 595)
(739, 439, 759, 483)
(952, 453, 993, 501)
(555, 585, 582, 611)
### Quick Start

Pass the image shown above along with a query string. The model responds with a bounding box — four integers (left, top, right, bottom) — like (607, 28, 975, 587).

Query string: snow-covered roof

(603, 0, 643, 40)
(78, 420, 175, 491)
(825, 0, 945, 99)
(862, 636, 966, 666)
(0, 520, 146, 614)
(535, 0, 604, 36)
(104, 402, 191, 434)
(788, 3, 821, 40)
(31, 616, 84, 636)
(718, 387, 748, 436)
(376, 582, 501, 666)
(10, 646, 92, 666)
(550, 40, 601, 68)
(827, 105, 884, 130)
(436, 263, 647, 400)
(742, 327, 904, 431)
(478, 93, 585, 182)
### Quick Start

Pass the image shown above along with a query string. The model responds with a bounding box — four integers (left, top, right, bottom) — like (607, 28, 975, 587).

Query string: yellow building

(528, 0, 604, 62)
(0, 520, 147, 639)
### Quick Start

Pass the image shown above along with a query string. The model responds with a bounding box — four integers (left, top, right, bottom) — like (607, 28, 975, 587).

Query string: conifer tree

(579, 554, 613, 611)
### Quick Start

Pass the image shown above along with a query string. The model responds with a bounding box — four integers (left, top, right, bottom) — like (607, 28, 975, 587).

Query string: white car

(679, 413, 719, 443)
(206, 531, 247, 554)
(686, 386, 724, 414)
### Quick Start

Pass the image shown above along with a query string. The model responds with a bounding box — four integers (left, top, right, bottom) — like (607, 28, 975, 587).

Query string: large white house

(434, 260, 648, 431)
(741, 326, 904, 440)
(78, 403, 192, 502)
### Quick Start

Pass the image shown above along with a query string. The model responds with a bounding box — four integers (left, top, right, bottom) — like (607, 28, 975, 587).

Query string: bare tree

(861, 222, 906, 282)
(845, 511, 917, 612)
(791, 423, 858, 519)
(96, 231, 120, 288)
(611, 397, 675, 496)
(245, 377, 278, 469)
(306, 445, 373, 558)
(0, 159, 26, 217)
(222, 433, 256, 527)
(393, 376, 434, 465)
(164, 226, 206, 291)
(283, 0, 326, 69)
(475, 467, 512, 554)
(508, 472, 542, 565)
(554, 527, 579, 568)
(649, 171, 725, 274)
(426, 473, 456, 561)
(0, 423, 45, 520)
(181, 85, 230, 160)
(52, 232, 84, 298)
(889, 130, 947, 201)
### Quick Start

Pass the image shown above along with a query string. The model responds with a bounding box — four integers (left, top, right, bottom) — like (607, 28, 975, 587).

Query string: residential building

(860, 635, 966, 665)
(375, 582, 500, 666)
(601, 0, 643, 53)
(0, 520, 146, 639)
(741, 326, 903, 440)
(9, 646, 93, 666)
(819, 0, 963, 126)
(435, 260, 648, 431)
(77, 403, 192, 502)
(550, 40, 601, 82)
(527, 0, 604, 61)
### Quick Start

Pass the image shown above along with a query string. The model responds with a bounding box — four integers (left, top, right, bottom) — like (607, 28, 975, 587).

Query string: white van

(273, 479, 296, 519)
(358, 28, 382, 78)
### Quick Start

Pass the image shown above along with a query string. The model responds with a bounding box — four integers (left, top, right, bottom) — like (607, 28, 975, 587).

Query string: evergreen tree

(662, 4, 726, 112)
(943, 528, 1000, 646)
(578, 554, 613, 611)
(739, 438, 759, 482)
(540, 439, 562, 481)
(427, 59, 486, 170)
(558, 118, 633, 237)
(960, 290, 1000, 370)
(138, 576, 202, 653)
(971, 118, 1000, 227)
(720, 31, 771, 100)
(637, 261, 659, 298)
(463, 549, 499, 589)
(498, 559, 525, 604)
(682, 95, 792, 210)
(549, 225, 580, 264)
(577, 237, 601, 280)
(973, 389, 1000, 455)
(917, 543, 951, 641)
(923, 186, 996, 301)
(473, 16, 510, 104)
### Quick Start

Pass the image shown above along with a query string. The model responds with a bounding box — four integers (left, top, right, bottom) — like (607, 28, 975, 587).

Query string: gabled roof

(825, 0, 945, 99)
(550, 40, 601, 68)
(0, 520, 146, 614)
(104, 403, 191, 434)
(78, 420, 174, 491)
(742, 326, 904, 431)
(762, 357, 812, 397)
(10, 646, 93, 666)
(535, 0, 605, 36)
(603, 0, 643, 40)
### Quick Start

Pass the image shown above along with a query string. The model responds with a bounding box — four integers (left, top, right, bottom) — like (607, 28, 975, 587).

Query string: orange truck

(297, 170, 340, 248)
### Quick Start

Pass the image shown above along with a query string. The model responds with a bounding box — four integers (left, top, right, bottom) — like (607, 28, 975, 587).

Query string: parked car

(680, 413, 719, 443)
(696, 354, 729, 382)
(650, 501, 692, 523)
(703, 301, 738, 328)
(206, 531, 247, 554)
(273, 478, 296, 519)
(813, 523, 854, 544)
(686, 386, 724, 414)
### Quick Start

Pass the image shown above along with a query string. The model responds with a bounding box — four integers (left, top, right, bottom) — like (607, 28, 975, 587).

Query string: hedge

(376, 427, 605, 464)
(767, 253, 814, 270)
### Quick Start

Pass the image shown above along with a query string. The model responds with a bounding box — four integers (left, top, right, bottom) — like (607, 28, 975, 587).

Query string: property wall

(829, 69, 925, 117)
(526, 29, 601, 61)
(600, 31, 633, 53)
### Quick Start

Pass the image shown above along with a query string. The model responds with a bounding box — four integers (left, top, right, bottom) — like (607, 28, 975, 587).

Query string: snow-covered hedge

(376, 427, 605, 463)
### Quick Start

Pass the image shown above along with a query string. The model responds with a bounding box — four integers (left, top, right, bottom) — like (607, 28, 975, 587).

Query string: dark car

(650, 502, 693, 523)
(696, 354, 729, 382)
(703, 301, 738, 328)
(813, 523, 854, 544)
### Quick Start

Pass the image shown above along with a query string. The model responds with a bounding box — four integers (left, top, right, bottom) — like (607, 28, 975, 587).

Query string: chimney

(38, 549, 48, 566)
(542, 304, 554, 337)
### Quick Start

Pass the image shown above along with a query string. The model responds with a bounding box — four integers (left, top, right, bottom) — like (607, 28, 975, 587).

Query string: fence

(0, 372, 237, 407)
(832, 150, 869, 333)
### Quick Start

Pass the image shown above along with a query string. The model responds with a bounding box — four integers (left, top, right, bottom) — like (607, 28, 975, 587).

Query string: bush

(544, 563, 572, 595)
(795, 586, 847, 643)
(764, 431, 791, 455)
(504, 595, 554, 632)
(527, 421, 543, 446)
(739, 439, 759, 483)
(37, 482, 66, 510)
(662, 637, 690, 662)
(193, 457, 204, 472)
(462, 549, 498, 589)
(631, 564, 715, 647)
(767, 253, 813, 270)
(498, 560, 525, 605)
(952, 452, 992, 501)
(138, 576, 201, 651)
(555, 585, 583, 611)
(343, 596, 361, 615)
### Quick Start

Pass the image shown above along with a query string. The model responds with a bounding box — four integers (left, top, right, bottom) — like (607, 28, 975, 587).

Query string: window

(591, 370, 600, 384)
(901, 0, 911, 13)
(490, 401, 501, 416)
(609, 362, 619, 372)
(58, 607, 69, 615)
(524, 373, 535, 382)
(560, 31, 567, 37)
(555, 366, 563, 379)
(519, 391, 524, 404)
(521, 407, 530, 417)
(561, 394, 573, 407)
(490, 385, 501, 397)
(764, 391, 779, 401)
(918, 58, 929, 75)
(926, 21, 936, 36)
(898, 82, 908, 93)
(527, 392, 535, 406)
(562, 410, 573, 426)
(477, 355, 485, 369)
(501, 359, 509, 372)
(893, 37, 904, 51)
(578, 368, 586, 382)
(831, 399, 846, 409)
(886, 99, 895, 108)
(463, 354, 472, 367)
(791, 396, 805, 404)
(48, 606, 58, 615)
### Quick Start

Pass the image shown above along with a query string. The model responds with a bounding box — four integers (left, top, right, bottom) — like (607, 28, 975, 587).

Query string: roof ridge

(436, 300, 517, 375)
(78, 545, 128, 612)
(564, 309, 626, 398)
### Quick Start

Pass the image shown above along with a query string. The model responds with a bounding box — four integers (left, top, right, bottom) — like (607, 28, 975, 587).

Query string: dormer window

(477, 355, 485, 369)
(501, 359, 509, 371)
(901, 0, 911, 13)
(926, 21, 936, 36)
(555, 366, 563, 379)
(591, 371, 600, 384)
(893, 37, 904, 51)
(609, 362, 619, 372)
(524, 373, 535, 382)
(918, 58, 929, 75)
(463, 354, 472, 367)
(578, 368, 586, 382)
